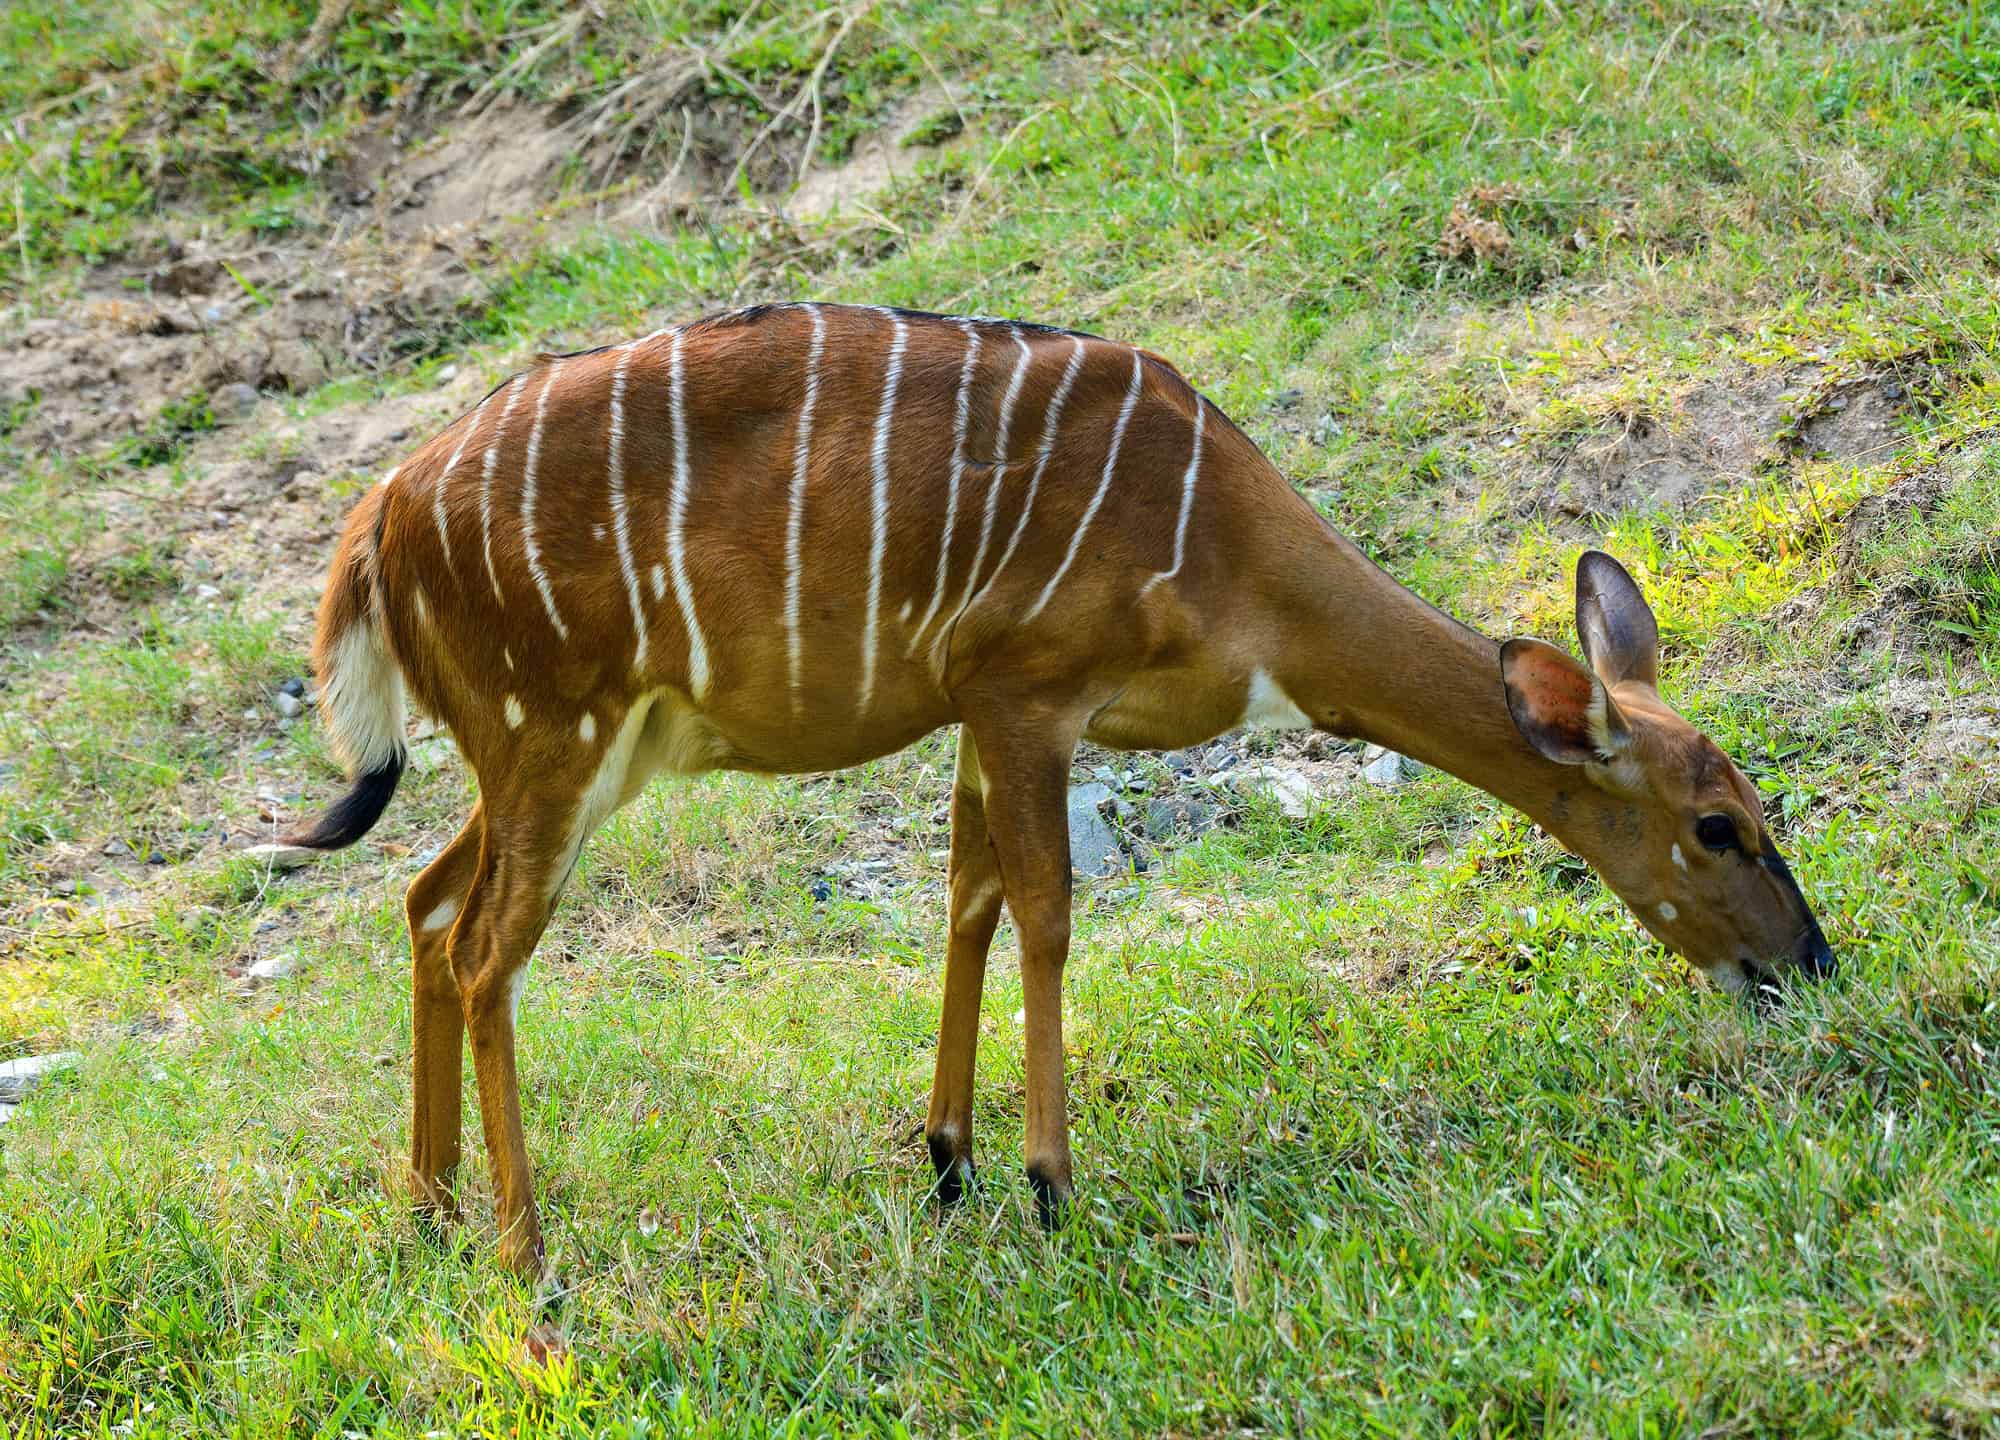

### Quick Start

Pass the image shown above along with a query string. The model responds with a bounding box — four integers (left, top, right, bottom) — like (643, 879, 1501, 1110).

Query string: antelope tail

(284, 484, 407, 849)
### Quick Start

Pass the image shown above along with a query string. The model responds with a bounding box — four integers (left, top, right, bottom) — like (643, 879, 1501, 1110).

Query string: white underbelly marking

(1241, 669, 1311, 730)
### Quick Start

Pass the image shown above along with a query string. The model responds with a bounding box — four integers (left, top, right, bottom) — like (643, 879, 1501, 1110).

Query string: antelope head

(1500, 552, 1836, 997)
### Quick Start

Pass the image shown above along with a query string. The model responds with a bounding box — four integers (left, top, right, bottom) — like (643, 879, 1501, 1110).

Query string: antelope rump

(289, 302, 1835, 1273)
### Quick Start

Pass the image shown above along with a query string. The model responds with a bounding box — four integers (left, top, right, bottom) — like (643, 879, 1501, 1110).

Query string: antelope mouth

(1740, 958, 1785, 1007)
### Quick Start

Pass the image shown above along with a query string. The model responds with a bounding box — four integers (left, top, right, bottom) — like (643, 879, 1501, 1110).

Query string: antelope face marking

(1503, 552, 1836, 997)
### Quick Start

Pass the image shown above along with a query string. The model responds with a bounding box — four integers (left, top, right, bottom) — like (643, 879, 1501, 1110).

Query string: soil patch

(1535, 364, 1923, 517)
(1, 86, 954, 465)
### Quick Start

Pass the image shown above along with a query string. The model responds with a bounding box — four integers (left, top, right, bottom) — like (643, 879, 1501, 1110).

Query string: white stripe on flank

(784, 305, 827, 715)
(667, 329, 711, 700)
(909, 321, 982, 652)
(432, 395, 491, 579)
(945, 328, 1034, 636)
(481, 376, 528, 607)
(1141, 398, 1206, 597)
(519, 360, 570, 642)
(1024, 347, 1143, 623)
(858, 311, 910, 714)
(606, 347, 648, 669)
(966, 335, 1088, 612)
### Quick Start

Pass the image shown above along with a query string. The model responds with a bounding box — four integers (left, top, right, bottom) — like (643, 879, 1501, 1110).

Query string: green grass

(4, 2, 2000, 1435)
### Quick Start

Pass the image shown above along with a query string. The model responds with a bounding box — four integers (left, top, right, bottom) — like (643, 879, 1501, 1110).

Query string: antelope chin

(1703, 957, 1782, 1002)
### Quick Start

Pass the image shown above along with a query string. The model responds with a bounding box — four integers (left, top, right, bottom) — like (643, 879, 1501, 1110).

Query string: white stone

(1230, 763, 1317, 818)
(0, 1050, 82, 1102)
(243, 842, 316, 871)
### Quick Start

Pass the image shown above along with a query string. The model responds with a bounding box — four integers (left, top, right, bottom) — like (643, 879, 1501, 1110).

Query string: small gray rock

(1361, 745, 1422, 787)
(210, 382, 260, 421)
(0, 1050, 82, 1103)
(273, 690, 304, 718)
(1066, 783, 1123, 878)
(0, 1102, 15, 1125)
(1145, 796, 1217, 841)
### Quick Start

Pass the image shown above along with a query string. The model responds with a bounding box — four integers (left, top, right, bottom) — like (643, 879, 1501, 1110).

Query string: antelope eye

(1694, 814, 1740, 854)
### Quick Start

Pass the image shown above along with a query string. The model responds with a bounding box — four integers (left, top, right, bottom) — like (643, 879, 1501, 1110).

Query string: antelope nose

(1795, 926, 1836, 981)
(1761, 847, 1835, 982)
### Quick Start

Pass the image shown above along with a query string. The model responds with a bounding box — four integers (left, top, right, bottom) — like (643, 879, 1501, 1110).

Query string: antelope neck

(1271, 528, 1620, 859)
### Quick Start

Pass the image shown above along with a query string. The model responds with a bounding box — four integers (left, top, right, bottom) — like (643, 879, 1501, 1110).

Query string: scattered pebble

(1226, 763, 1317, 818)
(274, 690, 304, 719)
(246, 953, 297, 981)
(1361, 745, 1423, 788)
(0, 1051, 82, 1103)
(211, 382, 260, 420)
(1145, 796, 1218, 841)
(243, 842, 316, 871)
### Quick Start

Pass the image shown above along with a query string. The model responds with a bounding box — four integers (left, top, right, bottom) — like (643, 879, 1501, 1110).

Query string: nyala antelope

(291, 302, 1835, 1272)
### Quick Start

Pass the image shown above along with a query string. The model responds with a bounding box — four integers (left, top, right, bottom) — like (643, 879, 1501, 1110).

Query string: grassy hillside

(2, 2, 1998, 1434)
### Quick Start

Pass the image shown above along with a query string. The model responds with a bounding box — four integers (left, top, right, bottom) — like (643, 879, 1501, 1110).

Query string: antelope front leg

(926, 728, 1005, 1204)
(964, 710, 1081, 1226)
(404, 808, 484, 1229)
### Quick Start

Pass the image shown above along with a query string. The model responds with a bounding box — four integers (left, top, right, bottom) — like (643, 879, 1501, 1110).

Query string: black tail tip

(281, 755, 404, 851)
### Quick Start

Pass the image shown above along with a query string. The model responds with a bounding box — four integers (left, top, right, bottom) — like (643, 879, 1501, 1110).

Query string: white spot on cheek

(579, 711, 597, 743)
(1658, 901, 1679, 923)
(421, 897, 459, 933)
(505, 695, 525, 729)
(899, 599, 914, 624)
(1672, 843, 1688, 873)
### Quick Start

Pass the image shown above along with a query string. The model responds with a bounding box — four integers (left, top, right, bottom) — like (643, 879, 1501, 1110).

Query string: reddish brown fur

(301, 303, 1831, 1270)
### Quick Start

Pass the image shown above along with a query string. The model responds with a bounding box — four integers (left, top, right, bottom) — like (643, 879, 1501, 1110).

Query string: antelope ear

(1501, 637, 1632, 766)
(1575, 550, 1659, 688)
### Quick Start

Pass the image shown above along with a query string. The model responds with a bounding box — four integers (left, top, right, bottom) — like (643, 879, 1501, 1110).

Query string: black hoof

(928, 1133, 973, 1207)
(1027, 1166, 1070, 1230)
